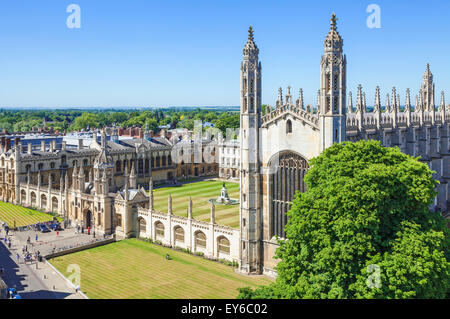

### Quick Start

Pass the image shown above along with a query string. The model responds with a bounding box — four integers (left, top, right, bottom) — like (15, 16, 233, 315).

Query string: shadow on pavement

(0, 241, 28, 293)
(20, 290, 72, 299)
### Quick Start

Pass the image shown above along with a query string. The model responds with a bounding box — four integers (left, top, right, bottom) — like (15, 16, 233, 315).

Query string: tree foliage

(238, 140, 449, 299)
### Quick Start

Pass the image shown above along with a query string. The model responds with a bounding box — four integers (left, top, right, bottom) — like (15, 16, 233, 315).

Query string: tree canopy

(238, 140, 449, 299)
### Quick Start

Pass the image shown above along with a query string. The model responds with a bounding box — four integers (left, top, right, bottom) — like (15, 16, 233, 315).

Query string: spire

(129, 161, 137, 189)
(168, 194, 173, 215)
(286, 86, 292, 104)
(405, 88, 411, 111)
(210, 202, 215, 224)
(391, 87, 397, 112)
(124, 163, 129, 178)
(418, 92, 424, 112)
(348, 91, 353, 113)
(440, 91, 445, 111)
(277, 87, 283, 107)
(124, 175, 129, 202)
(415, 95, 419, 112)
(188, 197, 193, 219)
(149, 177, 154, 211)
(362, 92, 367, 112)
(60, 174, 64, 193)
(424, 63, 432, 78)
(101, 129, 106, 149)
(72, 162, 78, 178)
(324, 13, 343, 53)
(356, 84, 363, 112)
(243, 25, 259, 58)
(65, 171, 69, 190)
(374, 87, 381, 112)
(396, 94, 401, 112)
(297, 88, 304, 109)
(386, 93, 390, 112)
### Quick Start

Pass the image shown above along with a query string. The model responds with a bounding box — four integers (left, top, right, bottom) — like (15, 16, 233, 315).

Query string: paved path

(15, 227, 107, 257)
(0, 228, 85, 299)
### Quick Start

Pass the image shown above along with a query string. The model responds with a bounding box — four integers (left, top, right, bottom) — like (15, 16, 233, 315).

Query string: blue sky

(0, 0, 449, 108)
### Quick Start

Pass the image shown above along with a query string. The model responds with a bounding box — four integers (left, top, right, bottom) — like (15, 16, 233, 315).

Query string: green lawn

(0, 201, 60, 227)
(153, 180, 240, 228)
(51, 239, 272, 299)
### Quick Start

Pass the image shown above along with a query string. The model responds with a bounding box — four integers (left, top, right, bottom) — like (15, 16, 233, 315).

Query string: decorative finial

(330, 13, 338, 30)
(248, 26, 254, 41)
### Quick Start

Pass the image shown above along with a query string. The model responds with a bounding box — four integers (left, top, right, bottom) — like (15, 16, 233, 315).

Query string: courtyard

(50, 239, 272, 299)
(152, 180, 240, 228)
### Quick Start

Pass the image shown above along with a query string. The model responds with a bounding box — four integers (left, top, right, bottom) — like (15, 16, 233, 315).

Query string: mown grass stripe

(50, 239, 272, 299)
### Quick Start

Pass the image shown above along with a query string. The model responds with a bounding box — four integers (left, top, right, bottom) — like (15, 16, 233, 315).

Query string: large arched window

(269, 151, 309, 239)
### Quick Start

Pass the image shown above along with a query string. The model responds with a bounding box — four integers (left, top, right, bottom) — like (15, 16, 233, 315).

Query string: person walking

(16, 253, 20, 264)
(35, 234, 38, 242)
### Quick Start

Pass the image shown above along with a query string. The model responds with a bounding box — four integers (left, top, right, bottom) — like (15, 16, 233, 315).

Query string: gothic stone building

(0, 128, 219, 233)
(238, 15, 449, 276)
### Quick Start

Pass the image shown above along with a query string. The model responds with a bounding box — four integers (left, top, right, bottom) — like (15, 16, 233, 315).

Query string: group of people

(17, 250, 41, 264)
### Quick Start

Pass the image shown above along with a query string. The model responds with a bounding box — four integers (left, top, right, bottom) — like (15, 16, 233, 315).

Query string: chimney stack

(62, 141, 67, 151)
(41, 140, 45, 152)
(27, 143, 32, 155)
(78, 139, 83, 150)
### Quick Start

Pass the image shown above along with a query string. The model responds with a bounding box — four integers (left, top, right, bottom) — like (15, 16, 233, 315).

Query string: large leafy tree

(239, 140, 449, 299)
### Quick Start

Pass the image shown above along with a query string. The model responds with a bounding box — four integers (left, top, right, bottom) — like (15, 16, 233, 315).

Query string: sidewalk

(0, 227, 86, 299)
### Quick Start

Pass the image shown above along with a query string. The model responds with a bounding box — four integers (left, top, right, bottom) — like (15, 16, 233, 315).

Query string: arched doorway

(269, 151, 309, 239)
(84, 209, 92, 228)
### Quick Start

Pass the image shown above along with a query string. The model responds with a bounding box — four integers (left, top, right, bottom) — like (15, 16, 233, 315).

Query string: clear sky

(0, 0, 449, 108)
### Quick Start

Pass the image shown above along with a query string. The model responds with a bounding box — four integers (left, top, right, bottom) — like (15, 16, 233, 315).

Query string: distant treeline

(0, 108, 241, 134)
